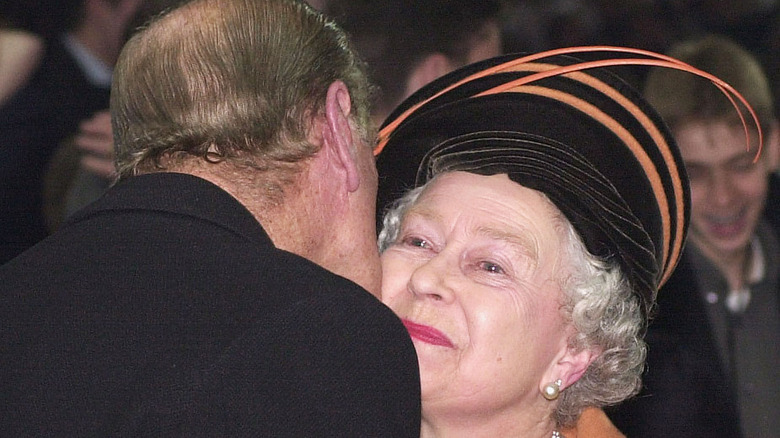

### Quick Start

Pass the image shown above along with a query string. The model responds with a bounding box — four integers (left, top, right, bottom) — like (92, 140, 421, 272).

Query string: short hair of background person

(326, 0, 504, 125)
(0, 0, 420, 435)
(368, 46, 759, 436)
(608, 34, 780, 438)
(644, 34, 777, 145)
(645, 32, 780, 227)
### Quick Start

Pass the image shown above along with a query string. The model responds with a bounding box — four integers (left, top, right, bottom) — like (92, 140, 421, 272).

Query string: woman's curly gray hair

(378, 179, 646, 429)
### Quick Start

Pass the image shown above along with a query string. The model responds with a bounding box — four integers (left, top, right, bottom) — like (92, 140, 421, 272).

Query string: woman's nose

(407, 253, 456, 303)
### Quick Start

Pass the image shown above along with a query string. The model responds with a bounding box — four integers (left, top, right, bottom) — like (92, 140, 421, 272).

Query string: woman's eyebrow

(403, 206, 442, 225)
(476, 225, 539, 263)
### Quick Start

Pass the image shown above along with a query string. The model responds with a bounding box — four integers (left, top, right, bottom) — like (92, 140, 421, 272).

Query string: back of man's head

(111, 0, 372, 196)
(644, 34, 776, 133)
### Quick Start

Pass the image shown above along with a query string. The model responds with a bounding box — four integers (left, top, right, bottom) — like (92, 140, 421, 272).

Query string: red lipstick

(402, 319, 455, 348)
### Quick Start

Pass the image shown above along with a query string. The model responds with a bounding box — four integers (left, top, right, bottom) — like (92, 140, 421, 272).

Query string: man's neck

(186, 165, 382, 297)
(693, 241, 751, 291)
(259, 191, 382, 297)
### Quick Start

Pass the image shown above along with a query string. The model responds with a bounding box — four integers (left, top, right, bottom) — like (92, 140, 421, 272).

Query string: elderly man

(0, 0, 420, 436)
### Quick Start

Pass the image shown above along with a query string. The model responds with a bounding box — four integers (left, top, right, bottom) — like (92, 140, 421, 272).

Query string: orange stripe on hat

(500, 84, 672, 283)
(474, 65, 685, 285)
(375, 47, 762, 161)
(375, 46, 765, 312)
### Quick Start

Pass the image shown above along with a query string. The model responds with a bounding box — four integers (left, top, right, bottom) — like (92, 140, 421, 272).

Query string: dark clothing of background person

(765, 172, 780, 234)
(609, 221, 780, 437)
(0, 35, 110, 264)
(0, 172, 421, 437)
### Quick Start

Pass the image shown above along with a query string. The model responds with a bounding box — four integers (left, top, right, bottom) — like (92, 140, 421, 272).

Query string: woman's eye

(402, 236, 430, 249)
(479, 261, 505, 274)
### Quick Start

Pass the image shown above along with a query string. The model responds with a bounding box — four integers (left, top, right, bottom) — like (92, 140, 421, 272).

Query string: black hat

(375, 47, 761, 314)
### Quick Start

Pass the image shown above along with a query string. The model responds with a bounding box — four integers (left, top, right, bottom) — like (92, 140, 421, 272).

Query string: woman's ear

(540, 342, 599, 395)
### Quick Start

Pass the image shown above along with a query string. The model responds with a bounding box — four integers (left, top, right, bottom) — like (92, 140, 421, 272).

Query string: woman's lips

(402, 319, 455, 348)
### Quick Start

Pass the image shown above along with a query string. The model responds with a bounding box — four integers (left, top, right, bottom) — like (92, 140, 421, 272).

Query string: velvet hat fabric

(375, 48, 755, 314)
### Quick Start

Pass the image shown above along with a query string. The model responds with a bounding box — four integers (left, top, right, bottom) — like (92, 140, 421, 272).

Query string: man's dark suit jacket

(0, 36, 110, 264)
(0, 173, 421, 437)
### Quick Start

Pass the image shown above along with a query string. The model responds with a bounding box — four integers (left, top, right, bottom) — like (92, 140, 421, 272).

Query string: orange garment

(561, 407, 626, 438)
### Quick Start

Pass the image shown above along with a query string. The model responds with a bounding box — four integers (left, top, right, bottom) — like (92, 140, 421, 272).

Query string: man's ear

(322, 80, 361, 192)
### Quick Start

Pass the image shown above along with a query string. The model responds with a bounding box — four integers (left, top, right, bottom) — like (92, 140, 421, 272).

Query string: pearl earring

(542, 379, 563, 400)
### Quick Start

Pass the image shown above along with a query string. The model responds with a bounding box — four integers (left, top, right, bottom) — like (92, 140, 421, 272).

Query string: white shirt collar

(725, 236, 764, 313)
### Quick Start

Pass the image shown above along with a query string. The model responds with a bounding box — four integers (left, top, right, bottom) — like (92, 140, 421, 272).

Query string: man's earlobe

(324, 81, 361, 192)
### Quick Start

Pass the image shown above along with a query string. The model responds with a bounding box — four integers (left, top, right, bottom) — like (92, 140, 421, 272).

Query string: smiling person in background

(608, 34, 779, 438)
(373, 48, 759, 437)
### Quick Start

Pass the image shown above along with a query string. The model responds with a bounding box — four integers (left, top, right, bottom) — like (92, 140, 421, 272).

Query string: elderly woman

(373, 49, 759, 437)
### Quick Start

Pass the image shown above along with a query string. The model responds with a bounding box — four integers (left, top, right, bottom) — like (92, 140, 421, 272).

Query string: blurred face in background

(676, 119, 772, 264)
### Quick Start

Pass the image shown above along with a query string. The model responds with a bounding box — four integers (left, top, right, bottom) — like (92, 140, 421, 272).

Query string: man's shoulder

(194, 265, 420, 437)
(258, 249, 414, 353)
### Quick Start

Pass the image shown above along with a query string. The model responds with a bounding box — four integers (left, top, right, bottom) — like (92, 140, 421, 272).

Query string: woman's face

(381, 172, 573, 421)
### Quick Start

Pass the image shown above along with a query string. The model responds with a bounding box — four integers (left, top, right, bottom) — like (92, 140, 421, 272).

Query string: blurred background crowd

(4, 0, 779, 115)
(1, 1, 778, 262)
